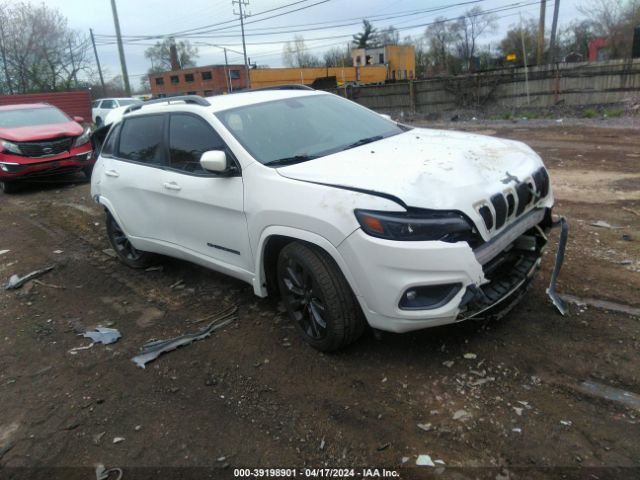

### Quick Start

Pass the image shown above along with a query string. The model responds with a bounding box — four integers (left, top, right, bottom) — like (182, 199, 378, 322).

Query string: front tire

(0, 181, 20, 194)
(277, 242, 365, 351)
(105, 212, 155, 269)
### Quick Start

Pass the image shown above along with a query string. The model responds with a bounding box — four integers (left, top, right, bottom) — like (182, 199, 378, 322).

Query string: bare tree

(498, 19, 538, 67)
(378, 26, 399, 46)
(322, 46, 351, 67)
(578, 0, 640, 58)
(0, 2, 94, 94)
(425, 17, 460, 74)
(282, 35, 321, 68)
(454, 7, 498, 71)
(144, 38, 199, 71)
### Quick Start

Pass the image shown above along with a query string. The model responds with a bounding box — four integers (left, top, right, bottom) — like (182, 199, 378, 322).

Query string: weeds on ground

(582, 108, 599, 118)
(604, 108, 624, 118)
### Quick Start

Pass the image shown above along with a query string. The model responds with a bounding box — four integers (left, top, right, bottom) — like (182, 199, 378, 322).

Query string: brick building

(149, 64, 249, 98)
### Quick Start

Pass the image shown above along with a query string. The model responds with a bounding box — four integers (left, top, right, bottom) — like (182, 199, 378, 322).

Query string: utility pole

(0, 19, 12, 95)
(536, 0, 546, 65)
(90, 28, 106, 95)
(68, 39, 79, 88)
(223, 47, 231, 93)
(110, 0, 131, 96)
(548, 0, 561, 63)
(520, 14, 531, 106)
(232, 0, 251, 88)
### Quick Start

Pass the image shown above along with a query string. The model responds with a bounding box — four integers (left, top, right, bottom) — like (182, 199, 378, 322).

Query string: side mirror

(200, 150, 228, 173)
(73, 116, 85, 123)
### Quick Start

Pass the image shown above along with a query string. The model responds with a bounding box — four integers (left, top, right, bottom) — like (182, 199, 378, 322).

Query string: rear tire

(105, 212, 155, 269)
(277, 242, 365, 352)
(0, 181, 20, 194)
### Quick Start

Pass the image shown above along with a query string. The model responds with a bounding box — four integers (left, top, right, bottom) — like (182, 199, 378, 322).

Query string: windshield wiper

(264, 155, 318, 167)
(342, 135, 384, 151)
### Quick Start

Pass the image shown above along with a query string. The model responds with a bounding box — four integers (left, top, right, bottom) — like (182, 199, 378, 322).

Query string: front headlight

(355, 209, 481, 245)
(73, 127, 91, 147)
(0, 139, 22, 155)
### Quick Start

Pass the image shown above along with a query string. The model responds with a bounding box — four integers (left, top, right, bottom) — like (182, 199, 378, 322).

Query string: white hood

(276, 128, 550, 239)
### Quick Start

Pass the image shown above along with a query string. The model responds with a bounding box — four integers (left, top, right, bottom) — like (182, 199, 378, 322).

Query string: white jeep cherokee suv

(91, 88, 560, 351)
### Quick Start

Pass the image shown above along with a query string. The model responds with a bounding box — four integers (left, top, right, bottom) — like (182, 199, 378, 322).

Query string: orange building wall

(250, 66, 387, 88)
(385, 45, 416, 80)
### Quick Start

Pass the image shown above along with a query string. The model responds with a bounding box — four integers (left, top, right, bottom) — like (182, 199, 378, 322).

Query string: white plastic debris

(417, 423, 432, 432)
(513, 407, 523, 416)
(83, 327, 121, 345)
(560, 420, 572, 426)
(416, 454, 435, 467)
(512, 428, 522, 433)
(0, 250, 9, 256)
(442, 360, 454, 368)
(453, 409, 471, 421)
(112, 437, 125, 444)
(463, 353, 477, 359)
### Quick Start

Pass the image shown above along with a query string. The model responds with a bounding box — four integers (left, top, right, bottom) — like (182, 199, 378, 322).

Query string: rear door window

(117, 115, 166, 165)
(168, 114, 228, 175)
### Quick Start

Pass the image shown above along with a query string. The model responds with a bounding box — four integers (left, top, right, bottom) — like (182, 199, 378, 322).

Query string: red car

(0, 103, 94, 193)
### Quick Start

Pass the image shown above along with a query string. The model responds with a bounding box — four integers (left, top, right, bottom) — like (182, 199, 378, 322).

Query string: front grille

(16, 137, 73, 157)
(478, 168, 550, 233)
(532, 167, 550, 199)
(490, 193, 508, 229)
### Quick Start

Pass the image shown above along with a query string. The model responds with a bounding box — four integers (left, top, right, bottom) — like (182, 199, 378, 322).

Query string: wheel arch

(96, 196, 130, 236)
(253, 226, 361, 300)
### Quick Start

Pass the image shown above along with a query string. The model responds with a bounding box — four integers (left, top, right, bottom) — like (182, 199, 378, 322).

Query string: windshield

(0, 106, 70, 128)
(215, 94, 406, 165)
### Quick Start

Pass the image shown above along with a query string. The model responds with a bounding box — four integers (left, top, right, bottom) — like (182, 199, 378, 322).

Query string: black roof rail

(124, 95, 210, 114)
(251, 84, 314, 92)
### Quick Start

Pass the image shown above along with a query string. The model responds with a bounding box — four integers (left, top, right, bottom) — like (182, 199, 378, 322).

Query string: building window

(365, 55, 372, 65)
(170, 75, 179, 85)
(204, 90, 213, 96)
(187, 91, 197, 95)
(157, 93, 166, 98)
(229, 70, 240, 80)
(202, 71, 212, 80)
(155, 77, 164, 85)
(378, 53, 384, 63)
(185, 73, 194, 82)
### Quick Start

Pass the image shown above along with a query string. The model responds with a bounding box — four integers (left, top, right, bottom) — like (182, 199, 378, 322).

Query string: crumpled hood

(0, 121, 83, 142)
(277, 128, 546, 211)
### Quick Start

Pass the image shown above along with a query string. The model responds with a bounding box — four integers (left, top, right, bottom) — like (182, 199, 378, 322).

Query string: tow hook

(546, 217, 569, 315)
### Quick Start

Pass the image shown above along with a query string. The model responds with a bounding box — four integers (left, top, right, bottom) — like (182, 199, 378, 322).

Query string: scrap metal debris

(5, 265, 55, 290)
(69, 327, 122, 355)
(559, 294, 640, 317)
(0, 249, 9, 256)
(589, 220, 622, 229)
(546, 217, 568, 315)
(95, 463, 123, 480)
(132, 306, 237, 368)
(83, 328, 122, 345)
(416, 454, 435, 467)
(575, 380, 640, 411)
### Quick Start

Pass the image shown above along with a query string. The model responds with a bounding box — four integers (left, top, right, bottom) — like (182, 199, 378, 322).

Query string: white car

(91, 89, 562, 351)
(91, 98, 140, 126)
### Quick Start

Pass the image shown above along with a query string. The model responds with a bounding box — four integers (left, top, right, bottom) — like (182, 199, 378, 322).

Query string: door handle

(105, 170, 119, 178)
(163, 182, 182, 191)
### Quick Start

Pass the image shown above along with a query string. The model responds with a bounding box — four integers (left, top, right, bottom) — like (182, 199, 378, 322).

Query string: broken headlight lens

(355, 209, 480, 244)
(73, 127, 91, 148)
(0, 139, 22, 155)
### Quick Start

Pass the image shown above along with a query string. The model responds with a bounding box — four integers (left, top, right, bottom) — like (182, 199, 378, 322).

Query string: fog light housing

(399, 283, 462, 310)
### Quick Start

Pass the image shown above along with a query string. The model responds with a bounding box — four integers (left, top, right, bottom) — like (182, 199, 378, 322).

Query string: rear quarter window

(117, 115, 165, 165)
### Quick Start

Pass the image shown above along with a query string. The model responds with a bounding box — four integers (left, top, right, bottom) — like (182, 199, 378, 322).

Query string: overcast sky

(41, 0, 583, 89)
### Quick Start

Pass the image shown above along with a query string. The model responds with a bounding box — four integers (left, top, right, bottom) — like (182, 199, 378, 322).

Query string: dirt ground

(0, 122, 639, 479)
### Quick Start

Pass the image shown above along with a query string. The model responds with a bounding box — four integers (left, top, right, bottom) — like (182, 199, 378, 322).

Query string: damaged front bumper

(339, 207, 568, 333)
(458, 209, 568, 320)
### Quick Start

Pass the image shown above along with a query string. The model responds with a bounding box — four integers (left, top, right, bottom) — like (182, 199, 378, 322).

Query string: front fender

(252, 226, 361, 299)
